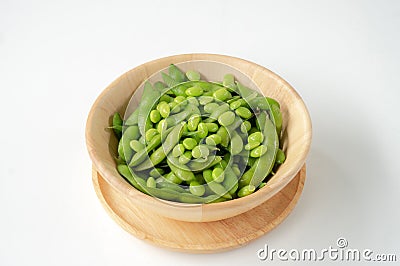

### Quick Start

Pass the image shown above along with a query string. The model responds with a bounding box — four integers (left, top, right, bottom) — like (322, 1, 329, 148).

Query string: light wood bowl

(86, 54, 312, 222)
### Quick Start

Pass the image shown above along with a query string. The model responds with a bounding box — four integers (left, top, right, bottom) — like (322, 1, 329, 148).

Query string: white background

(1, 0, 399, 265)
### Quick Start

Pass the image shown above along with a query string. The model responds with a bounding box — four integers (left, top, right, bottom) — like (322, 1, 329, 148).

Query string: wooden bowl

(86, 54, 312, 222)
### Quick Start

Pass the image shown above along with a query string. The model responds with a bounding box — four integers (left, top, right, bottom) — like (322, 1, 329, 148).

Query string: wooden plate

(92, 165, 306, 253)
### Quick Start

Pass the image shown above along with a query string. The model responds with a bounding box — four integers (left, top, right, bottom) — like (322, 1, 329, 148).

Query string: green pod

(239, 118, 279, 188)
(209, 104, 230, 121)
(165, 104, 200, 127)
(145, 187, 180, 201)
(223, 74, 236, 90)
(207, 182, 232, 199)
(188, 155, 222, 171)
(134, 123, 184, 170)
(117, 164, 147, 193)
(203, 169, 232, 199)
(178, 193, 203, 204)
(225, 116, 243, 132)
(149, 168, 164, 178)
(218, 111, 235, 126)
(161, 72, 179, 87)
(168, 64, 186, 83)
(159, 94, 173, 103)
(167, 159, 195, 182)
(230, 132, 243, 155)
(128, 134, 161, 167)
(165, 172, 183, 184)
(146, 177, 157, 188)
(216, 126, 230, 147)
(124, 109, 139, 126)
(137, 82, 161, 135)
(256, 112, 267, 131)
(112, 112, 123, 139)
(154, 81, 166, 91)
(157, 181, 187, 193)
(222, 166, 239, 195)
(118, 125, 140, 162)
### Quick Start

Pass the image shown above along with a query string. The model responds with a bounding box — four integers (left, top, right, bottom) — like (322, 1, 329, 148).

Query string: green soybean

(196, 122, 208, 139)
(205, 122, 219, 132)
(213, 88, 231, 101)
(185, 86, 203, 97)
(204, 102, 220, 113)
(187, 114, 201, 131)
(218, 111, 235, 126)
(189, 181, 205, 196)
(130, 139, 145, 152)
(146, 177, 157, 188)
(248, 132, 264, 143)
(241, 121, 252, 133)
(275, 149, 286, 164)
(250, 145, 268, 157)
(245, 141, 260, 151)
(198, 96, 213, 105)
(212, 167, 224, 183)
(192, 145, 209, 159)
(179, 151, 192, 165)
(206, 134, 222, 146)
(145, 128, 159, 142)
(230, 132, 244, 155)
(158, 102, 170, 118)
(183, 138, 197, 150)
(238, 185, 256, 197)
(235, 107, 252, 119)
(149, 110, 161, 123)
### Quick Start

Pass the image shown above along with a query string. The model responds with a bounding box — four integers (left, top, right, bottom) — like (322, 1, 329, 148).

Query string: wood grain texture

(92, 165, 306, 253)
(86, 54, 312, 222)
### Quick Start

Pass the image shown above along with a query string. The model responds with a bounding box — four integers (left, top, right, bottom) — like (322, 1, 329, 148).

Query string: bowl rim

(86, 53, 312, 219)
